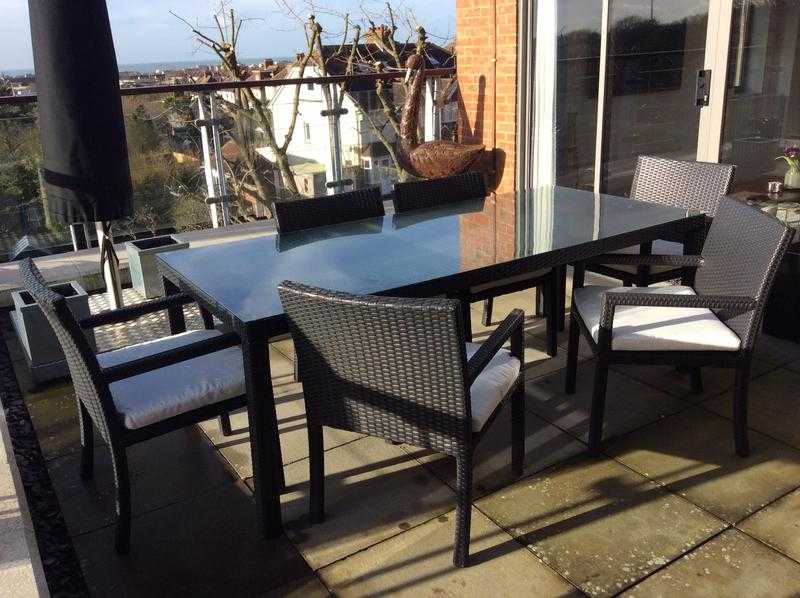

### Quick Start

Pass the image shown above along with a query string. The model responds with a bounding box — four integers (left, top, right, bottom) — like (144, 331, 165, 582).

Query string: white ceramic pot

(785, 168, 800, 190)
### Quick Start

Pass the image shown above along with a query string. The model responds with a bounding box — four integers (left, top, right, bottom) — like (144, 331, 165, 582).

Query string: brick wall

(457, 0, 518, 270)
(456, 0, 517, 193)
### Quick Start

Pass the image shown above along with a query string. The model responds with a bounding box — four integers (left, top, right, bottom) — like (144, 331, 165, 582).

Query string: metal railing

(0, 68, 457, 261)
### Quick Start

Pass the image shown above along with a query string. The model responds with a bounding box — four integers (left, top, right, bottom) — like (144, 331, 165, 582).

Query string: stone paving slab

(704, 367, 800, 451)
(526, 362, 687, 445)
(476, 456, 726, 597)
(622, 530, 800, 598)
(610, 360, 777, 404)
(46, 428, 236, 537)
(738, 488, 800, 564)
(263, 574, 332, 597)
(0, 432, 42, 597)
(402, 406, 585, 498)
(73, 481, 311, 597)
(277, 436, 457, 571)
(608, 407, 800, 524)
(198, 393, 363, 478)
(319, 507, 580, 597)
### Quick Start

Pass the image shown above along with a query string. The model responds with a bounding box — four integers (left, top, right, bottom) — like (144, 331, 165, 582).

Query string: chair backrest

(19, 259, 118, 442)
(695, 197, 794, 350)
(393, 171, 487, 213)
(630, 156, 735, 216)
(272, 187, 384, 234)
(278, 281, 472, 455)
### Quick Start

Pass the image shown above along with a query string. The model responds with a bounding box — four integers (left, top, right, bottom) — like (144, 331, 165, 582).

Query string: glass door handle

(695, 70, 712, 107)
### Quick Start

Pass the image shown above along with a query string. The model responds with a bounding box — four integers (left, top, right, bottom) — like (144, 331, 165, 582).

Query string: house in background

(221, 42, 457, 197)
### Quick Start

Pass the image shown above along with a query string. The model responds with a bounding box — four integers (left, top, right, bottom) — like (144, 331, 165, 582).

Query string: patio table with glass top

(156, 185, 707, 538)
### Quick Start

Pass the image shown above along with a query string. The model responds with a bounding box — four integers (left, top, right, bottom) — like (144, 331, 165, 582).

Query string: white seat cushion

(471, 269, 550, 294)
(573, 285, 741, 352)
(97, 330, 245, 430)
(465, 342, 521, 432)
(610, 240, 685, 274)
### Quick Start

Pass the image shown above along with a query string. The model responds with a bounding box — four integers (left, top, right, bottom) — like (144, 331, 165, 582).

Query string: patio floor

(6, 285, 800, 596)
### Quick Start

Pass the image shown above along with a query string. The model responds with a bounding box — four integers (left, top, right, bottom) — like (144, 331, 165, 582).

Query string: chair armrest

(598, 291, 756, 329)
(79, 293, 195, 329)
(101, 331, 241, 383)
(467, 309, 524, 385)
(583, 254, 704, 268)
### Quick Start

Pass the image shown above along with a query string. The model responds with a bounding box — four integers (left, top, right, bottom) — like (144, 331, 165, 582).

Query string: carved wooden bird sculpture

(397, 54, 484, 179)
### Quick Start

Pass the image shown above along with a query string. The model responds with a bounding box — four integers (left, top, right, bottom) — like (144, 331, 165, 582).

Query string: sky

(1, 0, 456, 72)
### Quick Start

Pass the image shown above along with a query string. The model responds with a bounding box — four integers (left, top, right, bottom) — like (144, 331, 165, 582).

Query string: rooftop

(5, 280, 800, 595)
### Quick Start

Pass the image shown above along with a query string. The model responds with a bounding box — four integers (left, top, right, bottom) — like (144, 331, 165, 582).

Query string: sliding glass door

(718, 0, 800, 195)
(600, 0, 711, 195)
(519, 0, 799, 198)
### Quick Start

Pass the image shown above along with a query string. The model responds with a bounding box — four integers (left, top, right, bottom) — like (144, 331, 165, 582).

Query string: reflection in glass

(555, 1, 603, 190)
(721, 0, 800, 193)
(601, 0, 709, 196)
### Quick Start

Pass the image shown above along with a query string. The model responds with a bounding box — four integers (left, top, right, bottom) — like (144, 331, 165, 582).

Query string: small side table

(746, 190, 800, 342)
(744, 190, 800, 230)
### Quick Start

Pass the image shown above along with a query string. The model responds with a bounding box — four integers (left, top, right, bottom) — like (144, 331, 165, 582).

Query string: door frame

(697, 0, 734, 163)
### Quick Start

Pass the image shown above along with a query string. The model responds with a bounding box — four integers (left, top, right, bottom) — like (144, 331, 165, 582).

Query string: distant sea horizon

(3, 58, 290, 77)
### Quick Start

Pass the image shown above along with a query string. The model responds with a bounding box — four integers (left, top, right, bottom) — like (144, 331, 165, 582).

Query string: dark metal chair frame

(394, 171, 560, 355)
(565, 198, 794, 457)
(588, 156, 736, 287)
(19, 258, 247, 554)
(278, 281, 526, 568)
(272, 186, 384, 234)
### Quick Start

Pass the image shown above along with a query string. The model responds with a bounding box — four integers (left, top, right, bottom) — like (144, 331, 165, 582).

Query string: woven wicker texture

(630, 155, 735, 216)
(393, 171, 487, 213)
(695, 197, 794, 348)
(278, 280, 472, 455)
(20, 259, 118, 443)
(272, 187, 384, 234)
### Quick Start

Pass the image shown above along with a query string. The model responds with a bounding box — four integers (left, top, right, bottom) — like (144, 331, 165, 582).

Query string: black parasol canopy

(28, 0, 132, 224)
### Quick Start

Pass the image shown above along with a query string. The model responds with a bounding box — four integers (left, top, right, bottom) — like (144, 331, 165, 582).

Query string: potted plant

(125, 235, 189, 298)
(776, 145, 800, 190)
(11, 281, 96, 383)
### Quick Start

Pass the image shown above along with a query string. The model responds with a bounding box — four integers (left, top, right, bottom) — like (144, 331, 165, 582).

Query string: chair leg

(511, 383, 525, 478)
(689, 368, 704, 394)
(218, 413, 233, 436)
(453, 453, 473, 568)
(460, 296, 473, 342)
(565, 312, 580, 394)
(733, 363, 752, 458)
(309, 424, 325, 523)
(534, 287, 543, 318)
(558, 266, 567, 332)
(588, 358, 610, 455)
(79, 402, 94, 480)
(545, 281, 558, 357)
(112, 447, 131, 554)
(482, 298, 493, 327)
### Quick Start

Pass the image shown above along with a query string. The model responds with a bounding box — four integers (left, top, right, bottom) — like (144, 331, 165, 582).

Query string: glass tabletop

(158, 186, 697, 325)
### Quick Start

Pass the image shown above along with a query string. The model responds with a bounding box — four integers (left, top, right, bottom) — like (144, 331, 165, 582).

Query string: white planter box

(126, 236, 190, 299)
(11, 281, 96, 384)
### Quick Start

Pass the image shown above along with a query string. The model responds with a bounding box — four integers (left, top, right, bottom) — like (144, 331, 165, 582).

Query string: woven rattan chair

(278, 281, 526, 567)
(588, 156, 736, 287)
(566, 197, 794, 456)
(392, 171, 486, 213)
(267, 185, 386, 391)
(394, 171, 560, 354)
(19, 258, 248, 553)
(272, 186, 384, 234)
